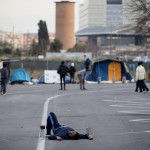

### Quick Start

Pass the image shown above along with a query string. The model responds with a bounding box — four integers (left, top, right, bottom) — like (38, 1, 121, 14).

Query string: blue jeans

(46, 112, 61, 135)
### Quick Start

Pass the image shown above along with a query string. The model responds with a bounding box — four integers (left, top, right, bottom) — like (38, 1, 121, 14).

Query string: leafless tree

(129, 0, 150, 35)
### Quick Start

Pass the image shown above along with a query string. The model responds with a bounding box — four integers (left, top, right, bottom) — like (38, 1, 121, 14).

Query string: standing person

(1, 63, 9, 95)
(77, 68, 88, 90)
(57, 61, 69, 90)
(84, 58, 91, 71)
(69, 62, 76, 83)
(135, 62, 149, 93)
(46, 112, 93, 140)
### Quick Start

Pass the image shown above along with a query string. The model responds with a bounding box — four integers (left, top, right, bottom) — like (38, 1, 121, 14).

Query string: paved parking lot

(0, 83, 150, 150)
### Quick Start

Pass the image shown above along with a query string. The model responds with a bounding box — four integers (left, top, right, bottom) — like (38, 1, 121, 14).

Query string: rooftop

(75, 26, 140, 37)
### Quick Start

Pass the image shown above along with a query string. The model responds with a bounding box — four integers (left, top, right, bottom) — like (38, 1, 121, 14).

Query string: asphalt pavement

(0, 82, 150, 150)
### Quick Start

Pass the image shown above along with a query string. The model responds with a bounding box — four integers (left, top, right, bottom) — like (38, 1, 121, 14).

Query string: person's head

(68, 131, 80, 140)
(138, 61, 143, 66)
(85, 66, 91, 72)
(3, 63, 7, 68)
(71, 62, 74, 67)
(61, 61, 64, 65)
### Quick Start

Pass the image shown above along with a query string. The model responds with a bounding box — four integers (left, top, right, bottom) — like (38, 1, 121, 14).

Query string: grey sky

(0, 0, 82, 33)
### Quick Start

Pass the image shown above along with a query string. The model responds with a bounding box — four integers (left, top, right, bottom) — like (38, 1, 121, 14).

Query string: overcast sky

(0, 0, 83, 33)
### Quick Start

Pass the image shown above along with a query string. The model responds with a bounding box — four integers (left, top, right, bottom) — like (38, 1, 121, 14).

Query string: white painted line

(118, 110, 150, 114)
(144, 131, 150, 133)
(116, 130, 150, 135)
(36, 94, 62, 150)
(103, 100, 143, 103)
(110, 104, 150, 108)
(130, 119, 150, 122)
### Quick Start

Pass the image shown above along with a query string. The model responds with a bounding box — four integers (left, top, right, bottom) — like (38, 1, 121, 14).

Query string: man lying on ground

(46, 112, 93, 140)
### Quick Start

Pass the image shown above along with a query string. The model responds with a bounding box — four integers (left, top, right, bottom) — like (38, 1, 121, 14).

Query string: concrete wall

(46, 52, 92, 60)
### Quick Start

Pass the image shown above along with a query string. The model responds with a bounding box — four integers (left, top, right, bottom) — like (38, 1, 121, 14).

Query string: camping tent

(86, 59, 132, 83)
(38, 75, 45, 84)
(10, 68, 31, 84)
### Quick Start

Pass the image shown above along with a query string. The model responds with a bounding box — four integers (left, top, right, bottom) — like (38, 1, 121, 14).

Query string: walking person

(0, 63, 9, 95)
(57, 61, 69, 90)
(69, 62, 76, 83)
(46, 112, 93, 140)
(135, 62, 149, 93)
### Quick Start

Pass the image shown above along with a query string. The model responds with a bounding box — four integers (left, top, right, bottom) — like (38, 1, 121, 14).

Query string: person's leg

(78, 75, 82, 90)
(72, 74, 75, 82)
(142, 80, 149, 91)
(1, 79, 4, 94)
(3, 79, 7, 94)
(60, 75, 63, 90)
(70, 75, 72, 83)
(63, 76, 66, 90)
(135, 80, 139, 92)
(46, 115, 52, 135)
(83, 79, 86, 90)
(138, 80, 143, 93)
(46, 112, 61, 134)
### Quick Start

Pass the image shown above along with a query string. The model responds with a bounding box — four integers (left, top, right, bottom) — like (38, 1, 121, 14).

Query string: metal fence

(8, 60, 150, 81)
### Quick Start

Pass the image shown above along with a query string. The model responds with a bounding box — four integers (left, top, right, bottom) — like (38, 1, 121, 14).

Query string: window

(107, 0, 122, 4)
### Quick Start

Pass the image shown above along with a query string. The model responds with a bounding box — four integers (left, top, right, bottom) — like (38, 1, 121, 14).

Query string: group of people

(57, 60, 90, 90)
(135, 62, 149, 93)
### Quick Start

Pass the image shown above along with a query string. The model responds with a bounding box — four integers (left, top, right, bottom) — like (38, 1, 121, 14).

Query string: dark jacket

(57, 64, 69, 76)
(1, 67, 8, 79)
(69, 66, 76, 76)
(48, 126, 88, 140)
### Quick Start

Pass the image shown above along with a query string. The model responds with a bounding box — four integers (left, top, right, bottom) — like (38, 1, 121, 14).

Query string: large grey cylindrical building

(55, 0, 75, 50)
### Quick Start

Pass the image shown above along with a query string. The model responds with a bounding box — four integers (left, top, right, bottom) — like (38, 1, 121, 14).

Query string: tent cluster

(10, 68, 71, 84)
(9, 59, 132, 84)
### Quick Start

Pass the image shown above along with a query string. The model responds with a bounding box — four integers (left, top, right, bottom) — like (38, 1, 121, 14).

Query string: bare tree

(129, 0, 150, 35)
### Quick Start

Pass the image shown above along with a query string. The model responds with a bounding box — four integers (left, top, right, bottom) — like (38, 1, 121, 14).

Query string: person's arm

(79, 134, 93, 140)
(144, 68, 146, 80)
(48, 135, 63, 141)
(135, 68, 138, 81)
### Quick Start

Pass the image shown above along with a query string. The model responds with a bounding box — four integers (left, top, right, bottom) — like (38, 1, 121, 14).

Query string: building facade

(0, 31, 55, 54)
(79, 0, 135, 30)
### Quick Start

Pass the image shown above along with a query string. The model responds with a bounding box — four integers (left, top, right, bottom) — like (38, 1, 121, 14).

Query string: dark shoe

(83, 88, 87, 90)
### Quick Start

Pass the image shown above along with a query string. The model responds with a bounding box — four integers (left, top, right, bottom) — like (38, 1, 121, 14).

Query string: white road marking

(130, 119, 150, 122)
(118, 110, 150, 114)
(116, 131, 150, 135)
(110, 104, 150, 108)
(103, 100, 143, 103)
(36, 94, 69, 150)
